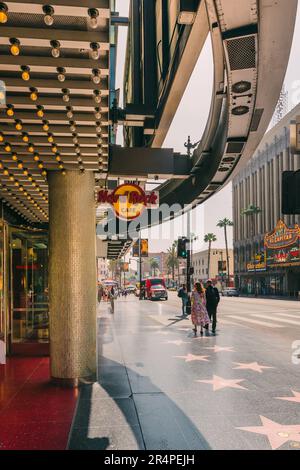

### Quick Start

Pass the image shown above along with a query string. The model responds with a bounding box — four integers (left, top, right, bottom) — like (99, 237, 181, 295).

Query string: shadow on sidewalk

(68, 318, 211, 450)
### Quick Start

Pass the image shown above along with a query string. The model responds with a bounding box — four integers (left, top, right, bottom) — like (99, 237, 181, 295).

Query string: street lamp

(241, 204, 262, 297)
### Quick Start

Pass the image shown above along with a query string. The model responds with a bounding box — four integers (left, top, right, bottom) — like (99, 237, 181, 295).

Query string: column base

(51, 374, 97, 388)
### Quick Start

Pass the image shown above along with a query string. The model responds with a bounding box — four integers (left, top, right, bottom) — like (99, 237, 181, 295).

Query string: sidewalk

(68, 296, 300, 450)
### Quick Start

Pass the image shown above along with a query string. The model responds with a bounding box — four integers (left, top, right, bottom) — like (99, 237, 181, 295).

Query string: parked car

(221, 288, 239, 297)
(149, 284, 168, 301)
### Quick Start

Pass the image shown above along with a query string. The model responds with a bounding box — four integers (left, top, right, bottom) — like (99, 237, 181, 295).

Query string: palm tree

(150, 258, 160, 276)
(217, 218, 233, 286)
(241, 205, 262, 296)
(204, 233, 217, 280)
(167, 241, 179, 282)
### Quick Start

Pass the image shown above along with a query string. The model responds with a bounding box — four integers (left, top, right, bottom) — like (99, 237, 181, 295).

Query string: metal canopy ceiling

(0, 0, 110, 224)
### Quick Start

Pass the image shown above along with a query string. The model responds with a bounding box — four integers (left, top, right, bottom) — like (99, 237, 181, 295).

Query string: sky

(115, 0, 300, 254)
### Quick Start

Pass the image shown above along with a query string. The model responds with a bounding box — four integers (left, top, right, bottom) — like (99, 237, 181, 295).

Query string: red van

(144, 278, 168, 301)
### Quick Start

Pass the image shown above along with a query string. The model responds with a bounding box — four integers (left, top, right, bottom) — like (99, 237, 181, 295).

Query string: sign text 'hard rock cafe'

(97, 183, 159, 220)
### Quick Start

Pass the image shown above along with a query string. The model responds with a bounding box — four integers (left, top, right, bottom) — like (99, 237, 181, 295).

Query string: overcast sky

(115, 0, 300, 254)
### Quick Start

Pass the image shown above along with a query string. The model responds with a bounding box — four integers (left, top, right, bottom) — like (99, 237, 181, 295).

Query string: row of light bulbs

(4, 154, 48, 202)
(0, 164, 48, 215)
(13, 65, 103, 84)
(0, 183, 48, 221)
(9, 37, 101, 60)
(0, 3, 100, 29)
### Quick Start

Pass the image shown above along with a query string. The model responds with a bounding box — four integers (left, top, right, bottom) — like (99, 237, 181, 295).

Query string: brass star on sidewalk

(196, 375, 247, 391)
(276, 390, 300, 403)
(205, 346, 235, 353)
(175, 354, 210, 362)
(233, 362, 274, 373)
(237, 416, 300, 450)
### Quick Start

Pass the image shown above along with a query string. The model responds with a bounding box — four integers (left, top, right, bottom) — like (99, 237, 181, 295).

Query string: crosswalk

(224, 310, 300, 329)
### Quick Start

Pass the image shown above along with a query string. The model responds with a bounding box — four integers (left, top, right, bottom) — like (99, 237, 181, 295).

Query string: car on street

(221, 288, 239, 297)
(149, 284, 168, 301)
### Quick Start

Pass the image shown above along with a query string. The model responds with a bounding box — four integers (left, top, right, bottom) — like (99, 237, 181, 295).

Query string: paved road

(69, 293, 300, 450)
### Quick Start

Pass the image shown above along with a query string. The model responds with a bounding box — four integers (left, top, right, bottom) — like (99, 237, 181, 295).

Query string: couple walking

(178, 280, 220, 336)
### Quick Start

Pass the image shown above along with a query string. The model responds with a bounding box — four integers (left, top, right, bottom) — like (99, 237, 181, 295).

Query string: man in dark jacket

(178, 284, 189, 316)
(206, 280, 220, 334)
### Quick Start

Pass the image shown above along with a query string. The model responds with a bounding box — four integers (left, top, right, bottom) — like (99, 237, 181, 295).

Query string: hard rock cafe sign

(97, 183, 159, 220)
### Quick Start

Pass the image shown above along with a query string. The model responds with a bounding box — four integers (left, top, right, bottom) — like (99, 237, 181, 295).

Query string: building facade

(233, 103, 300, 297)
(192, 248, 234, 289)
(97, 258, 109, 282)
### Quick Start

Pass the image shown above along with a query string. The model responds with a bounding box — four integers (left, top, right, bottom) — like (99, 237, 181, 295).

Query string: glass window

(10, 229, 49, 346)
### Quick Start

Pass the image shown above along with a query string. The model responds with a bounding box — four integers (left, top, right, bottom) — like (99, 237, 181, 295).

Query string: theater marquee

(264, 220, 300, 267)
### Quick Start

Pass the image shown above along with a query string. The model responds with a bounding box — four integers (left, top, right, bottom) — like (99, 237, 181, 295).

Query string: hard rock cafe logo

(97, 183, 159, 220)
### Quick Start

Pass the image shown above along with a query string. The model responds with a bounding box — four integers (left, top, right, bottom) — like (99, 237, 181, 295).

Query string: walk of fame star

(237, 416, 300, 450)
(175, 354, 210, 362)
(276, 390, 300, 403)
(196, 375, 247, 391)
(233, 362, 274, 373)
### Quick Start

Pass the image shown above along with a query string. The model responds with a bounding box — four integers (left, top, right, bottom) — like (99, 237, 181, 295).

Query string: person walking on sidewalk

(109, 286, 115, 313)
(191, 282, 210, 336)
(178, 284, 189, 316)
(205, 279, 220, 335)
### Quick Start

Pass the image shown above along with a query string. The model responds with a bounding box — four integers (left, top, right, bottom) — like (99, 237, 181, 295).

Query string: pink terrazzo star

(175, 354, 210, 363)
(276, 390, 300, 403)
(237, 416, 300, 450)
(233, 362, 274, 373)
(196, 375, 247, 391)
(204, 346, 235, 353)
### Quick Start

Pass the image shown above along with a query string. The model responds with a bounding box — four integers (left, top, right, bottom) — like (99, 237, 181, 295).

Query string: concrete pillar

(48, 171, 97, 386)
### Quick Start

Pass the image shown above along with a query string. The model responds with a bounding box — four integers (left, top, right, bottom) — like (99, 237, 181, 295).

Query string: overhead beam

(0, 27, 109, 44)
(0, 112, 108, 122)
(6, 0, 110, 10)
(0, 136, 107, 145)
(0, 56, 109, 70)
(5, 95, 108, 108)
(0, 124, 108, 134)
(3, 78, 109, 91)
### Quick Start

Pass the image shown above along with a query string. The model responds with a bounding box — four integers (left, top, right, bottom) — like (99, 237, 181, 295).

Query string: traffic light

(140, 239, 148, 257)
(177, 238, 188, 258)
(218, 260, 226, 272)
(282, 170, 300, 214)
(132, 241, 139, 257)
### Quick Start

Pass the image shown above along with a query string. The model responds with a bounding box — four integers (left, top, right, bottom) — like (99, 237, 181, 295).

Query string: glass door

(10, 228, 49, 355)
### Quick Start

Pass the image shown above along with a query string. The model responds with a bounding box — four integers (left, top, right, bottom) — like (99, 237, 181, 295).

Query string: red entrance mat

(0, 357, 78, 450)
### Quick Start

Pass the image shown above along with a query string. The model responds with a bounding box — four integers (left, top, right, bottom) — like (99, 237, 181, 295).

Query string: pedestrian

(178, 284, 189, 316)
(97, 283, 104, 303)
(205, 279, 220, 335)
(109, 287, 115, 313)
(191, 282, 210, 336)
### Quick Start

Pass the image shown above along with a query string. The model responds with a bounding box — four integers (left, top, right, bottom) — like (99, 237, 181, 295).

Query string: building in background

(233, 103, 300, 297)
(192, 248, 234, 289)
(142, 252, 169, 277)
(97, 258, 109, 282)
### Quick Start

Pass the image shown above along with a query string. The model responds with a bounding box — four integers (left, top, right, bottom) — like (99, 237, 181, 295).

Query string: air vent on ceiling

(226, 35, 256, 70)
(250, 108, 264, 132)
(226, 141, 245, 154)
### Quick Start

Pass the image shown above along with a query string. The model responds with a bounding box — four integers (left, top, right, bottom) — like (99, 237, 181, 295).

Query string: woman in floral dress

(191, 282, 210, 336)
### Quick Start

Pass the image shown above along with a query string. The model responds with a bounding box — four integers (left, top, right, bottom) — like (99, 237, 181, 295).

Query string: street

(68, 293, 300, 450)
